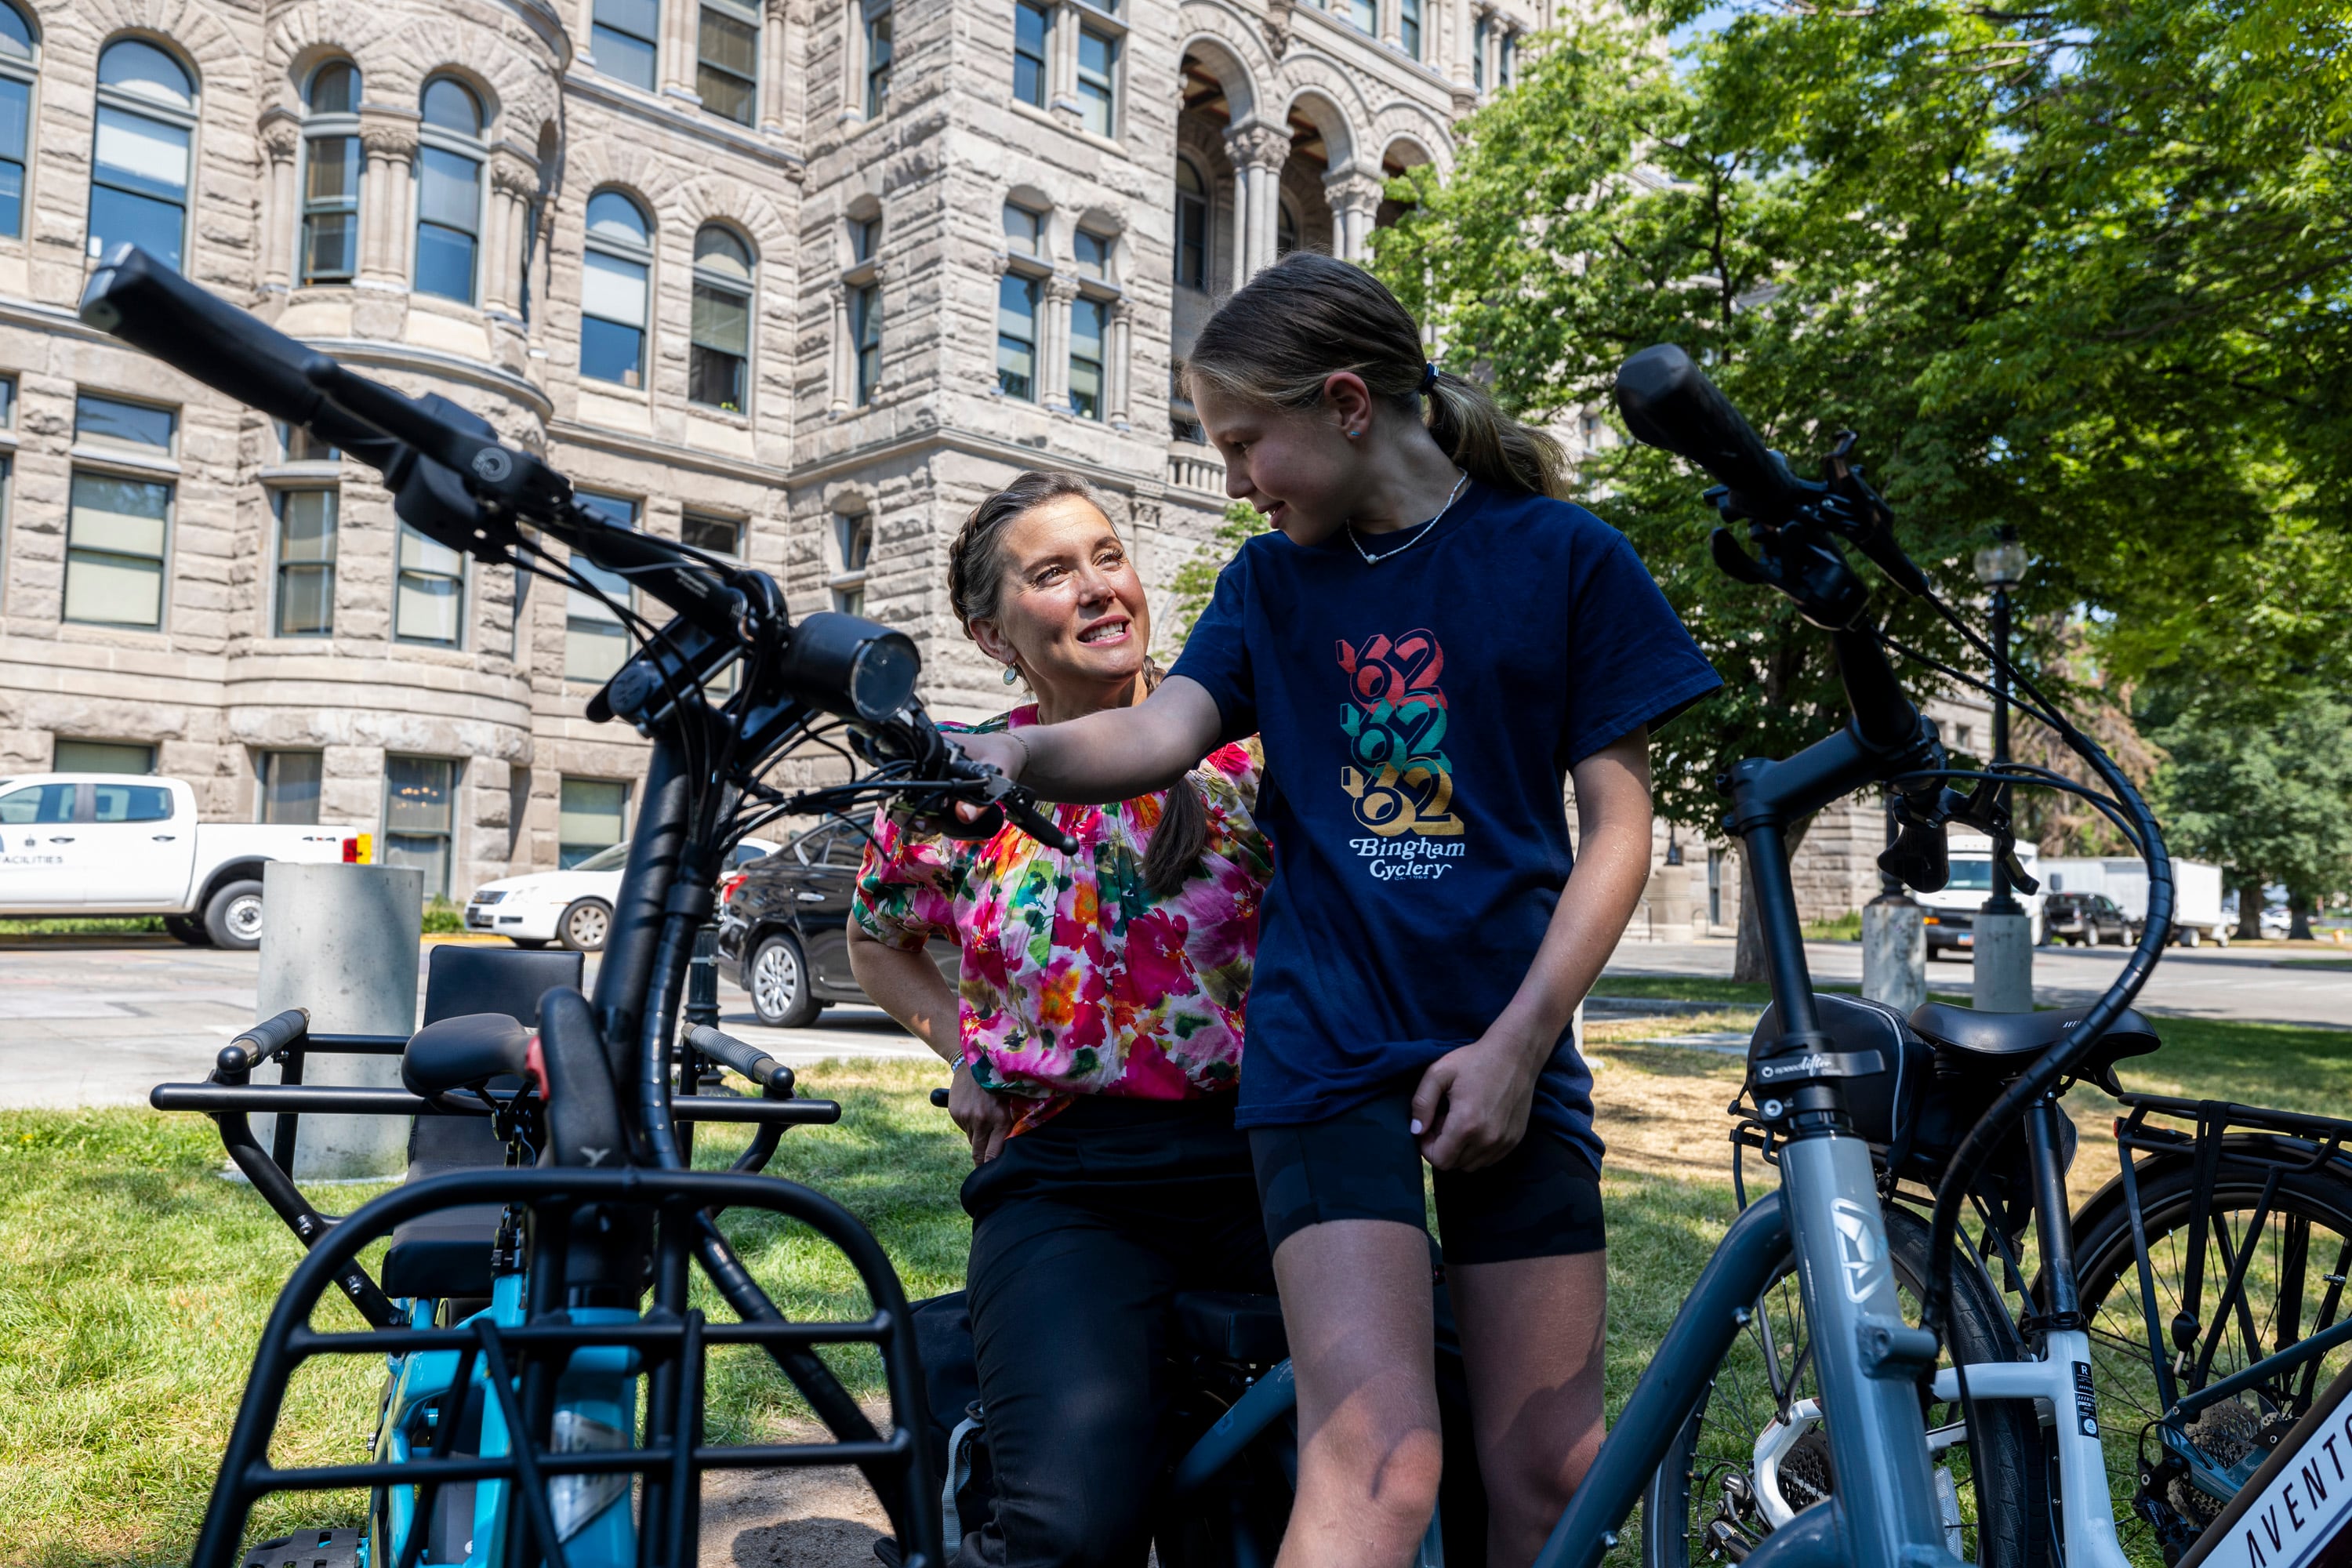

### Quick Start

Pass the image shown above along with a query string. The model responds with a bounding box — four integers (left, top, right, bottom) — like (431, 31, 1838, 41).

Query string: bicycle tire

(2073, 1158, 2352, 1565)
(1644, 1203, 2051, 1568)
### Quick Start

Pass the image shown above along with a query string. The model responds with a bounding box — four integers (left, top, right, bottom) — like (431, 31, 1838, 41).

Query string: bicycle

(1610, 350, 2352, 1568)
(1511, 343, 2179, 1568)
(85, 241, 1083, 1568)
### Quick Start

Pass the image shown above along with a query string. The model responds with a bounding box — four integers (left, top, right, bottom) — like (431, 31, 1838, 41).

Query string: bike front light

(776, 612, 920, 723)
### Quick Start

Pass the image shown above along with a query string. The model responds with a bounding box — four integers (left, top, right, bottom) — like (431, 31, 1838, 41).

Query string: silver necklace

(1345, 470, 1469, 566)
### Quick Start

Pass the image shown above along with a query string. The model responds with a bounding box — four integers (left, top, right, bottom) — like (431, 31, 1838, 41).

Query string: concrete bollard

(1863, 895, 1926, 1017)
(252, 862, 421, 1179)
(1972, 911, 2035, 1013)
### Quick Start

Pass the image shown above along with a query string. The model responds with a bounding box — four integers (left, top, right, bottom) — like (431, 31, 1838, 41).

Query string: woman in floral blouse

(848, 470, 1275, 1568)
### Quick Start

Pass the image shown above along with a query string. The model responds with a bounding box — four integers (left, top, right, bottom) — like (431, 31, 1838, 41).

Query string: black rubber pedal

(239, 1527, 363, 1568)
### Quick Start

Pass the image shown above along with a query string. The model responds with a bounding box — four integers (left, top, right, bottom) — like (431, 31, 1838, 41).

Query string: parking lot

(5, 931, 2349, 1109)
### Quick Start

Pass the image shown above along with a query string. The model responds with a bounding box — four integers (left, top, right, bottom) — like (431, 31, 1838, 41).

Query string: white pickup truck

(0, 772, 361, 948)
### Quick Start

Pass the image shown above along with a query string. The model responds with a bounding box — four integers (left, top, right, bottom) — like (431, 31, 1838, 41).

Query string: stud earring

(1002, 663, 1021, 686)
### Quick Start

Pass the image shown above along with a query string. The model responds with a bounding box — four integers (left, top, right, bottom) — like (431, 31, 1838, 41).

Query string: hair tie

(1419, 361, 1441, 394)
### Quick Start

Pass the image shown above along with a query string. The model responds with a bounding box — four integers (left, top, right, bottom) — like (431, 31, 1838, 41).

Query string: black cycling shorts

(1250, 1084, 1606, 1265)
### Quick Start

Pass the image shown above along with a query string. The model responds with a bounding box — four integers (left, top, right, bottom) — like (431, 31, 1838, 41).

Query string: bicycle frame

(1536, 662, 1962, 1568)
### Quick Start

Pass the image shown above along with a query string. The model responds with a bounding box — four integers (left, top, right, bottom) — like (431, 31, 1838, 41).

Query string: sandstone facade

(0, 0, 1547, 898)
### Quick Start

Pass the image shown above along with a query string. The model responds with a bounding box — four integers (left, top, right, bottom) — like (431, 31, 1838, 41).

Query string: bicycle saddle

(1909, 1002, 2159, 1089)
(401, 1013, 532, 1098)
(1173, 1291, 1290, 1364)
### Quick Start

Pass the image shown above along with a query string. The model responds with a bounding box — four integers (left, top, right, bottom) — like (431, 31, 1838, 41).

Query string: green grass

(6, 1023, 2348, 1565)
(1800, 911, 1864, 942)
(0, 916, 165, 936)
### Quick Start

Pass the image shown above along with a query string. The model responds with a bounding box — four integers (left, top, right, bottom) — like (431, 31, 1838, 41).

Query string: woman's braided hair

(1183, 250, 1569, 499)
(948, 470, 1213, 898)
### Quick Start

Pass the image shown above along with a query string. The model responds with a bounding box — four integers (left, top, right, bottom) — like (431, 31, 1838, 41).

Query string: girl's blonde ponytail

(1183, 251, 1568, 499)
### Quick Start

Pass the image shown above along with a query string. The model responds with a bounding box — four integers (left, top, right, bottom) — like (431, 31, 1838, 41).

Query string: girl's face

(1193, 382, 1362, 547)
(970, 494, 1152, 708)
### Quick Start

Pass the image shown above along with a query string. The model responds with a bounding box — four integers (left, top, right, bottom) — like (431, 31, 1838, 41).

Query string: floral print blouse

(851, 705, 1272, 1136)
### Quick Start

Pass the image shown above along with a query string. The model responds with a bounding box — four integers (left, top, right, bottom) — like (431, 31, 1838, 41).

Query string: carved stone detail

(1224, 122, 1291, 174)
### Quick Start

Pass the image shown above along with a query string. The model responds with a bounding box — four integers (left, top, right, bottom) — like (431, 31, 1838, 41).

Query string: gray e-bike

(1521, 347, 2178, 1568)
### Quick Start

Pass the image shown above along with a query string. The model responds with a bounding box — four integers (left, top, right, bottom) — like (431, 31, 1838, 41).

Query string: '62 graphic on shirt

(1338, 630, 1466, 858)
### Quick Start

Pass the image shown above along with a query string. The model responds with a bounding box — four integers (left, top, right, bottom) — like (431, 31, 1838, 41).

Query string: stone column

(1452, 0, 1477, 88)
(762, 0, 793, 132)
(1107, 296, 1132, 429)
(1223, 165, 1247, 294)
(357, 114, 418, 290)
(1049, 2, 1082, 127)
(1380, 0, 1403, 49)
(1324, 168, 1385, 263)
(1224, 123, 1290, 282)
(260, 112, 299, 291)
(1041, 273, 1078, 410)
(828, 281, 851, 414)
(484, 150, 539, 321)
(663, 0, 704, 103)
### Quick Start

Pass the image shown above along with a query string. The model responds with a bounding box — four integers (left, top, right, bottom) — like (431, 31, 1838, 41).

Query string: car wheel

(558, 898, 612, 953)
(2213, 927, 2229, 949)
(163, 913, 212, 947)
(749, 932, 821, 1028)
(203, 880, 266, 950)
(509, 937, 551, 949)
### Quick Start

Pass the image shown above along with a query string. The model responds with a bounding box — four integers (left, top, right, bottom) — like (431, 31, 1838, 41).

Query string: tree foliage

(1160, 501, 1269, 656)
(1370, 0, 2352, 837)
(2147, 681, 2352, 913)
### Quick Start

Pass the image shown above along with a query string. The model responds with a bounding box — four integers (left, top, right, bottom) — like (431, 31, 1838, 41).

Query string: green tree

(1372, 0, 2352, 970)
(2147, 682, 2352, 941)
(1160, 500, 1268, 655)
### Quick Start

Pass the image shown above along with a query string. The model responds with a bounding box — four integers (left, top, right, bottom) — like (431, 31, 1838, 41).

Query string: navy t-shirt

(1169, 481, 1722, 1165)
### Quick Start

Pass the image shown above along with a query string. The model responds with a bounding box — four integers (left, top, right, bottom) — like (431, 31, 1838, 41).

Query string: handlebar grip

(1613, 345, 1808, 522)
(224, 1007, 310, 1071)
(686, 1025, 793, 1096)
(1000, 793, 1080, 855)
(78, 247, 353, 440)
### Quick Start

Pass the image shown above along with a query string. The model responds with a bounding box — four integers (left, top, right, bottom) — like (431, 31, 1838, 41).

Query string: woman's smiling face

(1192, 382, 1359, 547)
(972, 493, 1152, 710)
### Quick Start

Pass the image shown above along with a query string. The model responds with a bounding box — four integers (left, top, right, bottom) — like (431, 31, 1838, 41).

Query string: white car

(464, 839, 779, 951)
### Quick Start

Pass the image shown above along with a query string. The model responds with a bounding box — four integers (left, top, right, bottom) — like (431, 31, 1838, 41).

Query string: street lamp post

(1973, 526, 2034, 1012)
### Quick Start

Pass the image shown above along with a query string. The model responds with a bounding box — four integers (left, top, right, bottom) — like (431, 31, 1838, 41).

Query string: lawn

(3, 1004, 2346, 1566)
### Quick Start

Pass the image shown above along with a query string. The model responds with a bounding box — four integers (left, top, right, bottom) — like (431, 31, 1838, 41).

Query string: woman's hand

(950, 1061, 1017, 1164)
(1409, 1024, 1546, 1171)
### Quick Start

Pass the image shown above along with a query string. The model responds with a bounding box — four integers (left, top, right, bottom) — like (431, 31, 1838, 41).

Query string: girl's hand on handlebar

(1410, 1025, 1544, 1171)
(949, 1061, 1016, 1164)
(946, 730, 1029, 824)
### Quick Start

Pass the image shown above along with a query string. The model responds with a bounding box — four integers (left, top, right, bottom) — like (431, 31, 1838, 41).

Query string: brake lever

(1945, 778, 2041, 895)
(1813, 433, 1932, 599)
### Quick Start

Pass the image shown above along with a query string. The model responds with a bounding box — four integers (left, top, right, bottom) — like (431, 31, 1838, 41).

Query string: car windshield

(572, 844, 631, 872)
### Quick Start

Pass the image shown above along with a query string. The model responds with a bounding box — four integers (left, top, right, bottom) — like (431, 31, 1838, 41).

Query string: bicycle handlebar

(1615, 345, 1809, 523)
(685, 1025, 795, 1097)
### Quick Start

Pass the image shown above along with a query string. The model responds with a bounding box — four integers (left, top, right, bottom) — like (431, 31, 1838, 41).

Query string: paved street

(1606, 936, 2352, 1029)
(0, 936, 940, 1109)
(5, 931, 2349, 1109)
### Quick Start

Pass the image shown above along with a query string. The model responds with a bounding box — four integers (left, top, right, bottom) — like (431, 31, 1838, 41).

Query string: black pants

(956, 1095, 1275, 1568)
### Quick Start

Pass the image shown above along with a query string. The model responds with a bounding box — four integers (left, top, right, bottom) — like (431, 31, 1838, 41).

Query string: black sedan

(2042, 891, 2132, 946)
(716, 814, 957, 1027)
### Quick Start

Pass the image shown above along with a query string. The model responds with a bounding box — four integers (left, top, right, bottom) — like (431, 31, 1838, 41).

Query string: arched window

(1173, 159, 1208, 290)
(299, 61, 361, 285)
(90, 39, 196, 270)
(581, 191, 652, 387)
(0, 3, 34, 240)
(414, 78, 484, 304)
(691, 224, 754, 411)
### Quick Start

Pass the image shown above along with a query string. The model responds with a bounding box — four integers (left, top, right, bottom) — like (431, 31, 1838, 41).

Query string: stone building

(0, 0, 1550, 902)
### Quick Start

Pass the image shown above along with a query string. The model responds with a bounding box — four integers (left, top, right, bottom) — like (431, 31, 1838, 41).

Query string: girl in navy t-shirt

(953, 252, 1719, 1567)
